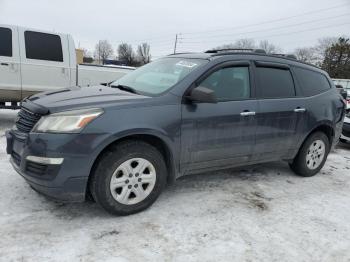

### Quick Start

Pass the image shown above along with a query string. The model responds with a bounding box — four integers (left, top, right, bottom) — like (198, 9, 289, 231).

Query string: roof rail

(205, 48, 266, 54)
(271, 53, 297, 60)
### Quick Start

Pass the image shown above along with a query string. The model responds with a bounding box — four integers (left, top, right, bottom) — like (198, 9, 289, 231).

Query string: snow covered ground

(1, 109, 350, 262)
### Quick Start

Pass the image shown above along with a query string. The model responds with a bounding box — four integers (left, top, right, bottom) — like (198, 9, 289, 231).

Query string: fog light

(26, 156, 64, 165)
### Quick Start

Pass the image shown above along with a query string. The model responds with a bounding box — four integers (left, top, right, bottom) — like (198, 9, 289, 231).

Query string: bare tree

(233, 38, 256, 49)
(81, 48, 94, 63)
(316, 37, 338, 55)
(117, 43, 136, 66)
(137, 43, 151, 65)
(312, 37, 338, 65)
(258, 40, 281, 54)
(216, 38, 256, 50)
(294, 47, 317, 64)
(94, 40, 113, 65)
(82, 48, 91, 57)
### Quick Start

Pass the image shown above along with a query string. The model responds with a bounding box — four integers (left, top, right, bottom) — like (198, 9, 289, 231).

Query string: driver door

(180, 61, 258, 173)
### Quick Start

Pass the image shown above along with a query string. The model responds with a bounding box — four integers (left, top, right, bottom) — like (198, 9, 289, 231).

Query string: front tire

(90, 140, 167, 215)
(289, 132, 330, 177)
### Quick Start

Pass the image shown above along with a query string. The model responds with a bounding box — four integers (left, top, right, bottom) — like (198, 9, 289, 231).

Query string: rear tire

(90, 140, 167, 215)
(289, 132, 330, 177)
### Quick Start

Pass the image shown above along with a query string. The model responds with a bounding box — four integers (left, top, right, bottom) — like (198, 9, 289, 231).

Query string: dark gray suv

(6, 50, 346, 215)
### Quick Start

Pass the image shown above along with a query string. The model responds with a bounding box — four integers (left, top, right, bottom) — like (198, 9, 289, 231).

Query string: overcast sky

(0, 0, 349, 58)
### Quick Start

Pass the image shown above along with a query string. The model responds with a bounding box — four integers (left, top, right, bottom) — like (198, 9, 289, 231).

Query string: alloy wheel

(109, 158, 156, 205)
(306, 139, 326, 170)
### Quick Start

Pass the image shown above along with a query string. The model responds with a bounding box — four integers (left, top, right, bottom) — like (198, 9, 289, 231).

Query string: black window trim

(0, 27, 13, 57)
(253, 61, 297, 100)
(183, 60, 254, 103)
(254, 60, 290, 70)
(24, 30, 63, 62)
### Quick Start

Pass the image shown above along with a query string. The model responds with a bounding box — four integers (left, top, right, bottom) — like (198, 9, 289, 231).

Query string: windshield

(111, 57, 208, 95)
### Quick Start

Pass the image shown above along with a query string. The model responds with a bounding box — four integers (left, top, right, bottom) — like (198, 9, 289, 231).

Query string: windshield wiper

(110, 84, 138, 94)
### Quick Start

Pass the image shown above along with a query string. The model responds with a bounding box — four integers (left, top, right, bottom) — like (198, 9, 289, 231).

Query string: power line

(105, 3, 349, 45)
(181, 13, 350, 40)
(173, 22, 349, 54)
(178, 22, 350, 45)
(86, 2, 350, 57)
(181, 3, 350, 36)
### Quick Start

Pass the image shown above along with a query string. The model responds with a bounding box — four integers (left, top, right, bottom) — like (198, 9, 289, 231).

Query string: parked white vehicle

(333, 78, 350, 109)
(340, 113, 350, 143)
(0, 25, 134, 107)
(333, 78, 350, 90)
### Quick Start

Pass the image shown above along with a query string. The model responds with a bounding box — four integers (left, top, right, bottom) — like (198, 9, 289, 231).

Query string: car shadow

(337, 141, 350, 150)
(177, 161, 293, 184)
(41, 161, 292, 218)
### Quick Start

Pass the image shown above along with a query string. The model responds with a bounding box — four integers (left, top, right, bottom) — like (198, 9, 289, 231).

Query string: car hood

(23, 85, 151, 114)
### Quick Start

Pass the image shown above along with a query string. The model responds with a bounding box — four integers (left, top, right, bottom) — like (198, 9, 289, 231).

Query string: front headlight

(33, 108, 104, 133)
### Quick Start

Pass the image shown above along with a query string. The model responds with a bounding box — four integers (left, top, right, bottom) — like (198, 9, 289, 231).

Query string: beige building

(75, 49, 84, 64)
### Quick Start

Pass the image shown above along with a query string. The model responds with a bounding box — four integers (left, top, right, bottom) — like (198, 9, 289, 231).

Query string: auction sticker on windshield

(176, 61, 198, 68)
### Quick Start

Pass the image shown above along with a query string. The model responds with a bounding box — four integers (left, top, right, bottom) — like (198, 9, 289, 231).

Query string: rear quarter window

(24, 31, 63, 62)
(293, 67, 331, 96)
(0, 27, 12, 57)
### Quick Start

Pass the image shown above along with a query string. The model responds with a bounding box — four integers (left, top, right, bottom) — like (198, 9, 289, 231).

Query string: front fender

(88, 127, 178, 183)
(82, 103, 181, 182)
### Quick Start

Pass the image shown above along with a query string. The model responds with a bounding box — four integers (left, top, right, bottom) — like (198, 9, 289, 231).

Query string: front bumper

(10, 157, 88, 202)
(6, 129, 108, 202)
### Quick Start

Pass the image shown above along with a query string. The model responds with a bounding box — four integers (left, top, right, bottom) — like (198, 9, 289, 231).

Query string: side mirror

(187, 86, 217, 103)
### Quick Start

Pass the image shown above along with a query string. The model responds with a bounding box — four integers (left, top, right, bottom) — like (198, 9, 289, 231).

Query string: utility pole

(173, 34, 178, 54)
(98, 40, 101, 65)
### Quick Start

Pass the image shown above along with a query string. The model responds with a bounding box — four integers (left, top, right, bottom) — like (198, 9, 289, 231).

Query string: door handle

(294, 108, 306, 113)
(240, 111, 256, 116)
(0, 62, 9, 66)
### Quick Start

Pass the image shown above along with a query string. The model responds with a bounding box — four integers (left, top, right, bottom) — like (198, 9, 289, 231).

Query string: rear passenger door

(253, 61, 306, 161)
(18, 28, 70, 96)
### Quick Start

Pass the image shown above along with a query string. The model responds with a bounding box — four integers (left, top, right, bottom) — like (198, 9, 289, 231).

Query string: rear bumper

(331, 120, 344, 148)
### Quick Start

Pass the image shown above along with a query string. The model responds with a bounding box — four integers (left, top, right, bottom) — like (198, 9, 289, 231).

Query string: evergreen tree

(321, 38, 350, 79)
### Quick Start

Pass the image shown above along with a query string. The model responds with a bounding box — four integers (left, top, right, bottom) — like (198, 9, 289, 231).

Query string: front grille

(11, 151, 21, 166)
(16, 108, 42, 133)
(26, 161, 48, 176)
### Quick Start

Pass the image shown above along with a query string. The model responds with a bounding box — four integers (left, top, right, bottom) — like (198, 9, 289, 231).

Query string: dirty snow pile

(1, 109, 350, 262)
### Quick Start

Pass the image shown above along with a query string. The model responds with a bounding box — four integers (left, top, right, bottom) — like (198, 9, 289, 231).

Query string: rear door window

(0, 27, 12, 57)
(256, 66, 295, 98)
(293, 67, 331, 96)
(24, 31, 63, 62)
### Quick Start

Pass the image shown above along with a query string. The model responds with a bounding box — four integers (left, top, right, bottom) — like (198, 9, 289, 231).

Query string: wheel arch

(86, 130, 177, 199)
(298, 122, 335, 154)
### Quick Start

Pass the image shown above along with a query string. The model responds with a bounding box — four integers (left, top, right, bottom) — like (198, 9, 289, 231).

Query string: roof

(168, 50, 322, 72)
